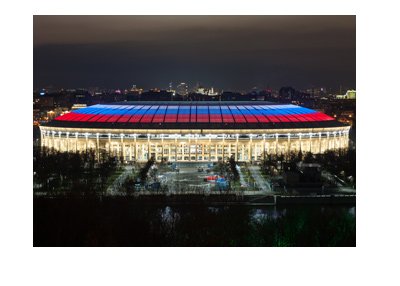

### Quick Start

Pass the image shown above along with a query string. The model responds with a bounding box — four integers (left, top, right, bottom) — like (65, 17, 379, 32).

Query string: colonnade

(40, 127, 351, 163)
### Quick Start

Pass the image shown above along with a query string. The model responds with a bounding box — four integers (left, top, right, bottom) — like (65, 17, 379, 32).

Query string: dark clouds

(33, 16, 356, 90)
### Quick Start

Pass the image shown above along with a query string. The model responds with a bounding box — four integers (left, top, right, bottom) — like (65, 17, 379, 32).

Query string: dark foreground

(33, 197, 356, 246)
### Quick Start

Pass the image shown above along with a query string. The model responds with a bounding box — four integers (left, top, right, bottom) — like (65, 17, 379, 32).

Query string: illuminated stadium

(40, 102, 350, 162)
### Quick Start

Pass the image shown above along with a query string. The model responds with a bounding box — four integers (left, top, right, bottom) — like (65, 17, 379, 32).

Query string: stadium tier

(40, 102, 350, 162)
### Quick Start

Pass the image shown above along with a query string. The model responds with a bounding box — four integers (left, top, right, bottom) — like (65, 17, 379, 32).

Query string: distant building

(176, 83, 188, 96)
(34, 96, 54, 109)
(167, 82, 176, 95)
(195, 86, 219, 96)
(305, 87, 326, 98)
(71, 104, 87, 110)
(196, 87, 207, 95)
(346, 90, 356, 99)
(336, 90, 356, 99)
(127, 85, 144, 101)
(130, 85, 143, 94)
(279, 86, 296, 100)
(208, 87, 218, 96)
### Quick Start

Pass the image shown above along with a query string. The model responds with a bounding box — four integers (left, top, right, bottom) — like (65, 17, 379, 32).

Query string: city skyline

(34, 82, 354, 95)
(33, 16, 356, 91)
(32, 14, 356, 248)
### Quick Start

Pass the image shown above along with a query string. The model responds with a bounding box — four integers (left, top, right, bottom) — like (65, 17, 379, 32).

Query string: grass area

(230, 180, 242, 192)
(260, 172, 270, 181)
(104, 168, 125, 188)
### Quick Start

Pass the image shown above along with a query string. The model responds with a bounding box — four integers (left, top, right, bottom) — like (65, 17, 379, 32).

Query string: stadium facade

(40, 102, 350, 162)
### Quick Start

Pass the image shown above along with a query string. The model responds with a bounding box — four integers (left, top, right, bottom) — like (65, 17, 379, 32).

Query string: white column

(248, 135, 252, 162)
(155, 142, 158, 161)
(235, 134, 239, 161)
(147, 134, 150, 160)
(75, 132, 78, 152)
(175, 136, 178, 162)
(188, 136, 191, 162)
(222, 134, 225, 160)
(96, 133, 100, 161)
(334, 132, 337, 150)
(121, 134, 125, 161)
(195, 136, 198, 162)
(265, 141, 269, 159)
(263, 134, 267, 160)
(319, 132, 322, 153)
(161, 134, 164, 161)
(299, 133, 302, 152)
(327, 131, 330, 150)
(85, 133, 89, 152)
(134, 135, 137, 161)
(58, 131, 62, 151)
(108, 133, 111, 154)
(66, 132, 69, 152)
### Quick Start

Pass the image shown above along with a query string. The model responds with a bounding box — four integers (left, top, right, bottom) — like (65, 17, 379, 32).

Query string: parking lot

(158, 162, 226, 193)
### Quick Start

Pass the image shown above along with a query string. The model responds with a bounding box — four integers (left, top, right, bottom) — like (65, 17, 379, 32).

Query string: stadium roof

(46, 101, 346, 130)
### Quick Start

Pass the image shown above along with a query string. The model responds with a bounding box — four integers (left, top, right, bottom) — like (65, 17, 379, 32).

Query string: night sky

(33, 16, 356, 91)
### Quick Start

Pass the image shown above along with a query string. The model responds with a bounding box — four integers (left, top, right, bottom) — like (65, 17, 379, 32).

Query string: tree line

(33, 147, 119, 196)
(261, 149, 356, 186)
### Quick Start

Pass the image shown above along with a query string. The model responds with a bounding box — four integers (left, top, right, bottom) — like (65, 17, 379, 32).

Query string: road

(248, 165, 271, 193)
(236, 166, 248, 187)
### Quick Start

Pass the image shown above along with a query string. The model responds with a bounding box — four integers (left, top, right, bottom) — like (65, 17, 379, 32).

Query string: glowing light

(53, 103, 335, 124)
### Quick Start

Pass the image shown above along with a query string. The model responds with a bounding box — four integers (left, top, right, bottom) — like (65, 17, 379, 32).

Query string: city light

(33, 15, 356, 248)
